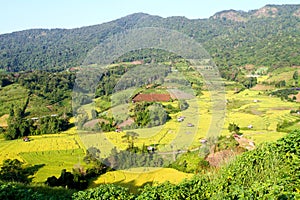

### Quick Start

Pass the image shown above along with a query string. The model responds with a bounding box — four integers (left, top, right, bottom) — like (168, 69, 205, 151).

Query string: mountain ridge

(0, 4, 299, 73)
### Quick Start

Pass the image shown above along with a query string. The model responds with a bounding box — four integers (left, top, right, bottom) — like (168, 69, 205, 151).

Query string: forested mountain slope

(0, 4, 299, 72)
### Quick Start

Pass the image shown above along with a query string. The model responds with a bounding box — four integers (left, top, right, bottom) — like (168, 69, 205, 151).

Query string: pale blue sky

(1, 0, 299, 34)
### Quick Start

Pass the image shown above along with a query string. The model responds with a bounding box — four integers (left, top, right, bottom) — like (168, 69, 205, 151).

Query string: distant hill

(0, 4, 299, 72)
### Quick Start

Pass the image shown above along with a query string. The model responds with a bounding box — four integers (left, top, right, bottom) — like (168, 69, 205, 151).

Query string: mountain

(0, 4, 299, 72)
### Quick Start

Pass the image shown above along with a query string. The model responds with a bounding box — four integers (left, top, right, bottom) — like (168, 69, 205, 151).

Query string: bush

(72, 184, 134, 200)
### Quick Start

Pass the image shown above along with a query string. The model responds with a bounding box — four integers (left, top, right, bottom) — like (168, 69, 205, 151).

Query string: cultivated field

(92, 168, 194, 193)
(0, 125, 88, 183)
(78, 88, 300, 157)
(1, 82, 300, 187)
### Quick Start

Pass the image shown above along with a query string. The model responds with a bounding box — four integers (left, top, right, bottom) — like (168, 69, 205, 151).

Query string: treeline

(0, 70, 75, 104)
(115, 48, 182, 64)
(18, 71, 75, 104)
(4, 105, 69, 140)
(270, 88, 299, 101)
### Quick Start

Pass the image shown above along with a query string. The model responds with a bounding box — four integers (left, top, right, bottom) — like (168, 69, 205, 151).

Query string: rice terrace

(0, 2, 300, 199)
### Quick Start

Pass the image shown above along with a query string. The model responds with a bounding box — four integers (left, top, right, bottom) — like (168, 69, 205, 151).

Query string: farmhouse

(177, 116, 185, 122)
(23, 136, 29, 142)
(132, 93, 171, 102)
(187, 123, 194, 127)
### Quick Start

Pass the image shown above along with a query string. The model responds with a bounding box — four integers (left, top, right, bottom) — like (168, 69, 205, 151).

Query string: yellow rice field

(92, 168, 194, 193)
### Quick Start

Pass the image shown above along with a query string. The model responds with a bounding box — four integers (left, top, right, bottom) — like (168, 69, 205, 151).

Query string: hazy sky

(1, 0, 299, 34)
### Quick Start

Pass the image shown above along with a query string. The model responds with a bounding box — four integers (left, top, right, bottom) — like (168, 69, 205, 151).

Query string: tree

(131, 102, 150, 127)
(5, 106, 32, 140)
(228, 122, 241, 135)
(239, 77, 257, 89)
(83, 147, 101, 164)
(293, 71, 298, 81)
(148, 103, 169, 127)
(91, 109, 98, 119)
(0, 159, 31, 183)
(178, 100, 189, 110)
(122, 131, 139, 150)
(0, 78, 12, 87)
(293, 71, 298, 85)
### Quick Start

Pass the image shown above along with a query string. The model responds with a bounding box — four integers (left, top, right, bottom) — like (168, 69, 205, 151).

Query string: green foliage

(94, 63, 170, 98)
(5, 106, 33, 140)
(271, 88, 298, 101)
(0, 159, 39, 184)
(148, 103, 169, 127)
(36, 116, 69, 135)
(275, 80, 286, 88)
(293, 71, 298, 81)
(178, 100, 189, 111)
(83, 147, 101, 164)
(0, 182, 73, 200)
(72, 184, 134, 200)
(116, 48, 181, 64)
(129, 102, 170, 129)
(164, 104, 180, 114)
(45, 169, 88, 190)
(103, 147, 166, 170)
(276, 119, 300, 132)
(0, 84, 29, 116)
(1, 5, 299, 79)
(276, 130, 300, 156)
(168, 151, 209, 173)
(99, 118, 115, 132)
(18, 71, 74, 104)
(210, 137, 300, 199)
(215, 135, 240, 151)
(130, 102, 150, 127)
(5, 105, 69, 140)
(138, 130, 300, 199)
(122, 131, 139, 150)
(0, 79, 12, 88)
(228, 122, 241, 135)
(239, 77, 257, 89)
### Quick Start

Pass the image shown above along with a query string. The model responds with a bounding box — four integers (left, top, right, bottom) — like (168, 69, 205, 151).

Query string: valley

(0, 3, 300, 199)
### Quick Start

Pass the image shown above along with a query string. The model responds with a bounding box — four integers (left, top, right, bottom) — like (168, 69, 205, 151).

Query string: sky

(1, 0, 299, 34)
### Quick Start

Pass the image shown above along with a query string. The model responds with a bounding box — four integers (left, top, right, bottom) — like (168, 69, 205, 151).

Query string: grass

(26, 94, 69, 118)
(92, 168, 193, 193)
(95, 96, 111, 112)
(110, 104, 130, 122)
(243, 130, 286, 144)
(0, 83, 70, 119)
(0, 84, 29, 116)
(264, 67, 300, 86)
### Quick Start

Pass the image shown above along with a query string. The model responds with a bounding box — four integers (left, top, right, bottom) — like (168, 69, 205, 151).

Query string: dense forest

(0, 4, 299, 75)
